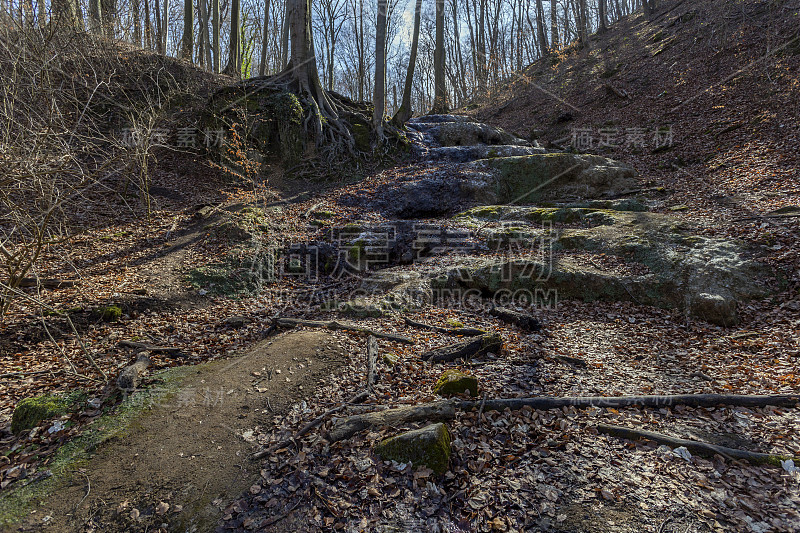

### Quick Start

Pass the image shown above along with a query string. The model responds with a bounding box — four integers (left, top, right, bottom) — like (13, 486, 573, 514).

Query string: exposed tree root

(402, 316, 486, 337)
(598, 423, 798, 467)
(274, 317, 414, 344)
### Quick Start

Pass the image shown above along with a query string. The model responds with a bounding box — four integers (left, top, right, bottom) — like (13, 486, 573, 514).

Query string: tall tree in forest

(549, 0, 558, 51)
(535, 0, 548, 56)
(51, 0, 80, 28)
(224, 0, 241, 76)
(88, 0, 103, 34)
(101, 0, 116, 36)
(199, 0, 212, 67)
(161, 0, 169, 54)
(258, 0, 271, 75)
(598, 0, 607, 32)
(373, 0, 387, 129)
(431, 0, 447, 113)
(180, 0, 193, 60)
(133, 0, 142, 44)
(212, 0, 220, 72)
(391, 0, 421, 125)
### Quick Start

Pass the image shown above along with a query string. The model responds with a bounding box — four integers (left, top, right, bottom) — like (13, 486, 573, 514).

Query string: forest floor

(1, 0, 800, 532)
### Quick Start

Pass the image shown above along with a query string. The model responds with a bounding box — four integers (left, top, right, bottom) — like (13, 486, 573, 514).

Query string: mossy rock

(374, 423, 452, 475)
(97, 305, 122, 322)
(433, 370, 479, 397)
(472, 153, 637, 203)
(11, 395, 71, 434)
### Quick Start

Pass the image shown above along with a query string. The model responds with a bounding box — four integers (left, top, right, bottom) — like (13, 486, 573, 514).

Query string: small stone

(433, 370, 479, 397)
(691, 293, 737, 327)
(374, 423, 451, 475)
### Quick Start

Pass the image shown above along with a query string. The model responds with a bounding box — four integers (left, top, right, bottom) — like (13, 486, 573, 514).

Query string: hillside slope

(470, 0, 799, 243)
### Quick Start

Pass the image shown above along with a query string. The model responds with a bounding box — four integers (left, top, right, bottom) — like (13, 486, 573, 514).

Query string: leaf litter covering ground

(2, 159, 800, 532)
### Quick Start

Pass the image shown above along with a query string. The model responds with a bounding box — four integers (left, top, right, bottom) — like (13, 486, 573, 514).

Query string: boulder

(465, 153, 637, 203)
(433, 370, 479, 397)
(690, 292, 737, 327)
(374, 423, 452, 474)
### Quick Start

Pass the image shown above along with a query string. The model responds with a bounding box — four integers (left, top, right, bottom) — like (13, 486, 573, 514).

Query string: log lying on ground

(457, 394, 800, 412)
(119, 340, 184, 356)
(598, 424, 798, 467)
(275, 318, 414, 344)
(489, 307, 541, 332)
(18, 278, 78, 289)
(117, 354, 152, 390)
(329, 401, 457, 442)
(298, 394, 800, 443)
(403, 317, 486, 337)
(421, 333, 503, 363)
(367, 336, 378, 389)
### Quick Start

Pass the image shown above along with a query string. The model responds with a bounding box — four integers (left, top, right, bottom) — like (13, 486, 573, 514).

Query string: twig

(252, 390, 370, 459)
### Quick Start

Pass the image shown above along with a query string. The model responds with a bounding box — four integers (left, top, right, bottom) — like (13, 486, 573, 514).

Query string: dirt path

(12, 331, 345, 533)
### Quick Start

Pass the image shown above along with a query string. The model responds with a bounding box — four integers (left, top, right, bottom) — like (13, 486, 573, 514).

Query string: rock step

(427, 144, 545, 163)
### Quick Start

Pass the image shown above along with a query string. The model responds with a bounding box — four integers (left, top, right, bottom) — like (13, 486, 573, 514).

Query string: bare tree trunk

(258, 0, 271, 75)
(535, 0, 547, 56)
(280, 0, 289, 66)
(161, 0, 169, 54)
(224, 0, 240, 75)
(89, 0, 103, 33)
(180, 0, 193, 60)
(598, 0, 607, 31)
(199, 0, 212, 67)
(431, 0, 448, 114)
(391, 0, 421, 125)
(144, 0, 153, 48)
(101, 0, 116, 37)
(154, 0, 162, 51)
(133, 0, 142, 43)
(373, 0, 387, 128)
(51, 0, 80, 29)
(212, 0, 220, 71)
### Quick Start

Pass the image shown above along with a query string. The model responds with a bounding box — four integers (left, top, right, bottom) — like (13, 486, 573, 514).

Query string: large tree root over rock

(329, 394, 799, 441)
(205, 74, 409, 175)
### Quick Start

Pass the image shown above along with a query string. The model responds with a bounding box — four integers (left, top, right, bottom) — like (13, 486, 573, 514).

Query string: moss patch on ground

(0, 366, 194, 526)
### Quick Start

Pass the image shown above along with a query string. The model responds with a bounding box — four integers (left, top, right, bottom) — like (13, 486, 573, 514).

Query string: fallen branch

(252, 390, 370, 459)
(403, 316, 486, 337)
(275, 318, 414, 344)
(118, 340, 184, 355)
(458, 394, 800, 412)
(552, 355, 588, 368)
(329, 400, 457, 442)
(421, 333, 503, 363)
(367, 336, 378, 390)
(18, 278, 78, 289)
(597, 424, 797, 467)
(489, 307, 541, 332)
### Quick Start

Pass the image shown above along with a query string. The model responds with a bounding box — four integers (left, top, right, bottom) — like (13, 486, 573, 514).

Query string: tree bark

(329, 401, 457, 441)
(223, 0, 240, 76)
(180, 0, 193, 60)
(373, 0, 388, 129)
(431, 0, 448, 114)
(212, 0, 220, 72)
(258, 0, 271, 75)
